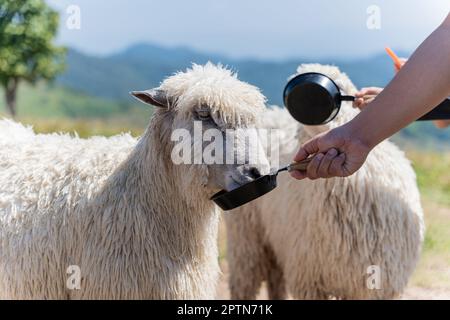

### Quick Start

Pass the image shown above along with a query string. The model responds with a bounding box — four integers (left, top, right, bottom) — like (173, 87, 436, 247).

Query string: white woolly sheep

(225, 64, 425, 300)
(0, 63, 270, 299)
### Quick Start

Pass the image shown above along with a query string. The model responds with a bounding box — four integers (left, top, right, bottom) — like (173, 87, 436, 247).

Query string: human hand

(290, 125, 372, 180)
(353, 87, 383, 109)
(352, 57, 407, 109)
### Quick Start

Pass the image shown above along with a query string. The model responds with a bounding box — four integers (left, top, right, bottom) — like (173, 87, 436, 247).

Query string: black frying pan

(211, 159, 311, 211)
(283, 72, 450, 125)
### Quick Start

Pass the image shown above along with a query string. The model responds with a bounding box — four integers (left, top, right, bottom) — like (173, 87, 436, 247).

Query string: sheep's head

(294, 64, 360, 139)
(132, 63, 271, 198)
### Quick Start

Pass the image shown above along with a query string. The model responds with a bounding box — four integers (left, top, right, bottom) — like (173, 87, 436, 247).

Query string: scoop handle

(341, 95, 355, 102)
(287, 158, 312, 172)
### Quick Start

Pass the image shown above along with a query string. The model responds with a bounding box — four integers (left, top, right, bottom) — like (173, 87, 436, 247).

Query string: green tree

(0, 0, 65, 117)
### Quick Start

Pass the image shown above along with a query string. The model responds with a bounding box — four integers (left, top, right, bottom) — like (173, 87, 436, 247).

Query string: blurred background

(0, 0, 449, 298)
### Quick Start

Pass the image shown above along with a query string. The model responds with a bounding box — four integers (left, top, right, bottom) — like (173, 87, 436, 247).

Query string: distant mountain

(55, 43, 448, 148)
(58, 43, 405, 105)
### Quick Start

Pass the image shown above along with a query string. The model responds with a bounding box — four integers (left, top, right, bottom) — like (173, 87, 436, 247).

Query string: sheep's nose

(247, 167, 262, 179)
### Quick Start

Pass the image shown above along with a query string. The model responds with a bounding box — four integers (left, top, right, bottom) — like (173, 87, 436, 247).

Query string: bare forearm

(346, 15, 450, 149)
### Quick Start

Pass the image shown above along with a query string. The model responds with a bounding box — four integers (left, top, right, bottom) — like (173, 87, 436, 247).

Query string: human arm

(291, 13, 450, 180)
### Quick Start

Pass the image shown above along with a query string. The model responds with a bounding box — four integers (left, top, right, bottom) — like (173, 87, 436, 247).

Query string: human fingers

(362, 95, 376, 105)
(355, 87, 381, 97)
(293, 136, 321, 162)
(305, 153, 324, 180)
(290, 169, 307, 180)
(353, 97, 365, 109)
(362, 87, 383, 96)
(362, 94, 377, 101)
(328, 153, 346, 177)
(317, 148, 338, 178)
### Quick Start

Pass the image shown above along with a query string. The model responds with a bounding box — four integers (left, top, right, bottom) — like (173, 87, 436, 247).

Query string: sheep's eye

(196, 109, 211, 121)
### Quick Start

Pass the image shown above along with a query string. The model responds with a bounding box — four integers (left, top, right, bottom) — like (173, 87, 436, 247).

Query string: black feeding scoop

(283, 72, 450, 125)
(211, 159, 311, 211)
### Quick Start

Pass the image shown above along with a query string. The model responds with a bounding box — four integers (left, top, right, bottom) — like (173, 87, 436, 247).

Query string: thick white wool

(0, 63, 265, 299)
(162, 62, 266, 126)
(225, 64, 425, 300)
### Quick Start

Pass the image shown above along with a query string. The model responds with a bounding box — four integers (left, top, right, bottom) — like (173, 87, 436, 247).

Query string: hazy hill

(55, 44, 448, 148)
(58, 43, 400, 106)
(0, 43, 447, 148)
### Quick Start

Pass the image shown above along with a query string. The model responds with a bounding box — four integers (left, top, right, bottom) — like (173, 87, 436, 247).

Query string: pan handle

(341, 95, 355, 101)
(287, 158, 312, 172)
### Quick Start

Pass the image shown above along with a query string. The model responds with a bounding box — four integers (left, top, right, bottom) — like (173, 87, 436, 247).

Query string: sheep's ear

(130, 89, 170, 108)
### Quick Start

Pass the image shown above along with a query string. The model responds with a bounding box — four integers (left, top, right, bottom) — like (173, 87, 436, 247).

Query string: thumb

(293, 136, 320, 162)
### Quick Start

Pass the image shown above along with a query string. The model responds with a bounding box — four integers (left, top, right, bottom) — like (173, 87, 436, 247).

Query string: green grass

(406, 151, 450, 288)
(0, 82, 153, 138)
(410, 201, 450, 288)
(18, 117, 147, 138)
(409, 151, 450, 206)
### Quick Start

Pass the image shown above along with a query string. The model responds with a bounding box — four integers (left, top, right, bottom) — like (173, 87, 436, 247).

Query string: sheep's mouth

(226, 177, 244, 192)
(226, 175, 256, 192)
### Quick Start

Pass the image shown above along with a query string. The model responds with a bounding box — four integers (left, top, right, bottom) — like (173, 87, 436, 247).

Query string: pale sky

(46, 0, 450, 60)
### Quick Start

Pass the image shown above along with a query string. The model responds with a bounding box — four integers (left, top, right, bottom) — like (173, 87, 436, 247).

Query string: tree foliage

(0, 0, 65, 116)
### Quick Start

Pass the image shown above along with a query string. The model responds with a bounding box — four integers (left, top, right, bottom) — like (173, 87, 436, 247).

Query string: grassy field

(0, 83, 153, 137)
(18, 116, 148, 138)
(408, 151, 450, 288)
(1, 112, 449, 293)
